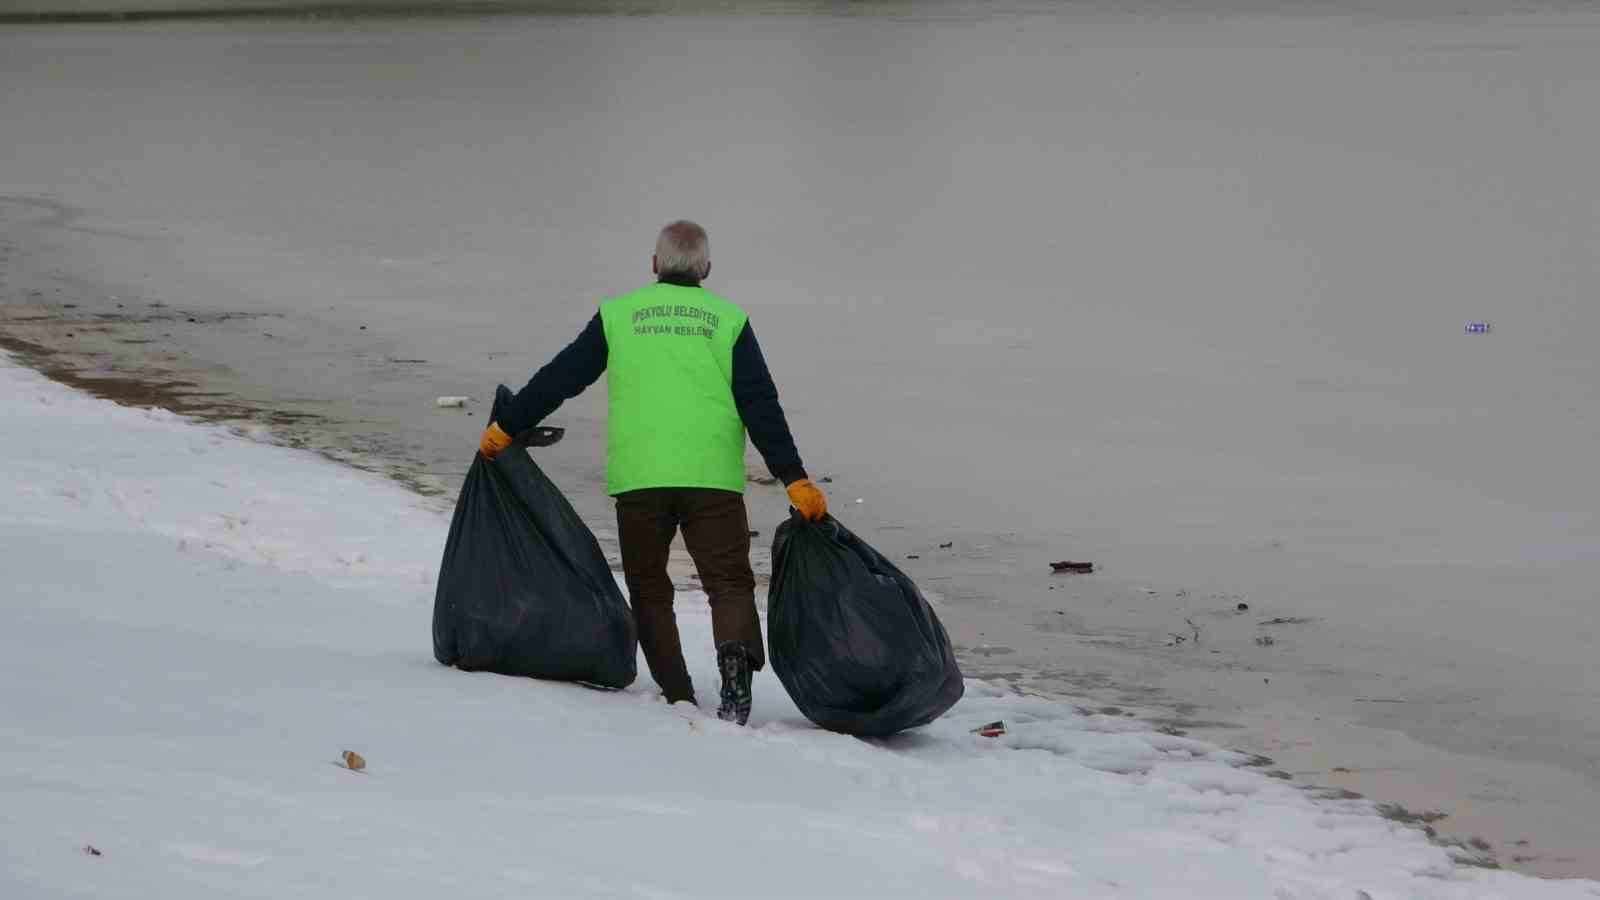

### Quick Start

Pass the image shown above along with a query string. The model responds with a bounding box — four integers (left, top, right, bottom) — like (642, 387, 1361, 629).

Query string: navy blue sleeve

(732, 320, 809, 486)
(497, 312, 607, 436)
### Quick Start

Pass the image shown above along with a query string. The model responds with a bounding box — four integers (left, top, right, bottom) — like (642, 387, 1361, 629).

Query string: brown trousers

(615, 488, 765, 704)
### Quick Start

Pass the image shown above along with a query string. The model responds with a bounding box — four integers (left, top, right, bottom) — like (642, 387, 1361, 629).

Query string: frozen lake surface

(2, 0, 1597, 877)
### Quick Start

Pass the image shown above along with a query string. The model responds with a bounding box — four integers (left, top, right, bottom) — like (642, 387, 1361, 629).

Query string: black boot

(716, 641, 754, 726)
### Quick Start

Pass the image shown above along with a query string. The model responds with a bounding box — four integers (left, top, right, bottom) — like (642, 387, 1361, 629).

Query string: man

(478, 220, 827, 726)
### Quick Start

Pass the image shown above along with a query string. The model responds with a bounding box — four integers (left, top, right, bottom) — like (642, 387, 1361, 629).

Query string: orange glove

(786, 478, 829, 521)
(479, 422, 513, 459)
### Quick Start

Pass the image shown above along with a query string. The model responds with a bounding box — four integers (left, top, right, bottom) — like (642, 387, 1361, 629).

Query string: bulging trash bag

(432, 386, 636, 688)
(768, 513, 963, 736)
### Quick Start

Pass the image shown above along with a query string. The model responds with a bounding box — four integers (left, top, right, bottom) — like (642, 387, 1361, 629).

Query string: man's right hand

(479, 422, 513, 459)
(786, 479, 829, 521)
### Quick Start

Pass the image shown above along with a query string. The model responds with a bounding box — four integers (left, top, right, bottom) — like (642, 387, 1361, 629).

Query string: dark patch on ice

(87, 310, 275, 326)
(1, 304, 455, 499)
(0, 2, 697, 25)
(1, 332, 236, 415)
(1302, 785, 1366, 802)
(965, 646, 1016, 658)
(970, 671, 1027, 682)
(1146, 716, 1243, 733)
(1375, 802, 1448, 826)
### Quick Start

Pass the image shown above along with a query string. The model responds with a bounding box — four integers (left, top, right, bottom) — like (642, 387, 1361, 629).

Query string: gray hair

(655, 220, 710, 279)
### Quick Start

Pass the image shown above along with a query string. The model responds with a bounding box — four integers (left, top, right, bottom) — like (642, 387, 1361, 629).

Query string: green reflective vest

(599, 283, 750, 496)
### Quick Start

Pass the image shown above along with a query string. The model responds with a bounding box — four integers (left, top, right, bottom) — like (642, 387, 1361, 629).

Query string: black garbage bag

(431, 386, 636, 688)
(768, 512, 963, 736)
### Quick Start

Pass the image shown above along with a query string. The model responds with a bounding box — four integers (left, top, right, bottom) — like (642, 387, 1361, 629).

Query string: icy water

(3, 0, 1598, 878)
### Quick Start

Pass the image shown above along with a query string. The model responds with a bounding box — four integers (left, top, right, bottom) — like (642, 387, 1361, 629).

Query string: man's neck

(656, 272, 702, 288)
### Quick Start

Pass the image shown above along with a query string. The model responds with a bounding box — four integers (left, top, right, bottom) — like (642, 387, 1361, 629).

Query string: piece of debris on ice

(972, 721, 1006, 738)
(1050, 560, 1094, 574)
(435, 396, 469, 408)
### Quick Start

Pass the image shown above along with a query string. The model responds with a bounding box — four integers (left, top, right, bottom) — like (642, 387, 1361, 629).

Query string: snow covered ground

(2, 354, 1596, 899)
